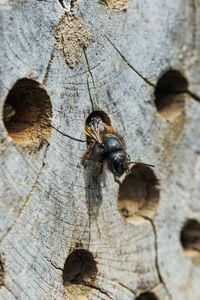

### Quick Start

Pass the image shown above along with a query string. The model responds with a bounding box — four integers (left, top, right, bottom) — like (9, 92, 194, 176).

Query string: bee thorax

(103, 134, 123, 152)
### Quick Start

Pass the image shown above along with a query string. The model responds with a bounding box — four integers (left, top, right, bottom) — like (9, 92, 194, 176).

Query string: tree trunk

(0, 0, 200, 299)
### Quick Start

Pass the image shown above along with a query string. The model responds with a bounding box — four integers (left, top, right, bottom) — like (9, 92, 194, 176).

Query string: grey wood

(0, 0, 200, 299)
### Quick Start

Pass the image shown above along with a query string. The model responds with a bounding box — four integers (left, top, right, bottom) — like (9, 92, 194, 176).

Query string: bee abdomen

(103, 134, 123, 152)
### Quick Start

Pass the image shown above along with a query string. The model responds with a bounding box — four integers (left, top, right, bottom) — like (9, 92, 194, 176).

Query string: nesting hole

(136, 292, 159, 300)
(3, 78, 52, 147)
(118, 165, 159, 224)
(180, 219, 200, 257)
(0, 257, 5, 288)
(154, 70, 188, 120)
(86, 110, 111, 126)
(63, 249, 98, 297)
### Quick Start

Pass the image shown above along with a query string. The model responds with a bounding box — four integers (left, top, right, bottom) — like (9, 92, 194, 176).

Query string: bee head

(106, 150, 130, 178)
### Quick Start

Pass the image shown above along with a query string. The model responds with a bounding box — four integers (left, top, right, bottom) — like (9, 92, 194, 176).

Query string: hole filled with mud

(63, 249, 98, 298)
(154, 70, 188, 120)
(3, 78, 52, 148)
(118, 165, 159, 224)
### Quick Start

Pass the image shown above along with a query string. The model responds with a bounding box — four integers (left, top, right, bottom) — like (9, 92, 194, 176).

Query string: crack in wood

(83, 50, 96, 90)
(3, 284, 18, 299)
(82, 281, 114, 300)
(50, 125, 86, 142)
(83, 49, 98, 110)
(188, 90, 200, 103)
(105, 35, 155, 88)
(191, 0, 197, 50)
(41, 254, 63, 271)
(0, 144, 50, 246)
(155, 88, 200, 103)
(43, 47, 55, 85)
(10, 241, 58, 294)
(87, 77, 95, 111)
(111, 280, 136, 296)
(143, 216, 173, 300)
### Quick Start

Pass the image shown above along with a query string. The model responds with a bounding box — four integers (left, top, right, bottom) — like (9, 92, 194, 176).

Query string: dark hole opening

(3, 78, 52, 147)
(154, 70, 188, 120)
(63, 249, 97, 286)
(118, 165, 159, 224)
(180, 219, 200, 253)
(136, 291, 159, 300)
(86, 110, 111, 126)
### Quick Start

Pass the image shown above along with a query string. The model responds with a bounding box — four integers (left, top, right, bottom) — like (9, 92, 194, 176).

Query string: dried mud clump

(55, 13, 92, 68)
(101, 0, 130, 10)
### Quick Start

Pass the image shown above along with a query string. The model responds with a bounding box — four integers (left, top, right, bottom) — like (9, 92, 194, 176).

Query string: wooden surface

(0, 0, 200, 299)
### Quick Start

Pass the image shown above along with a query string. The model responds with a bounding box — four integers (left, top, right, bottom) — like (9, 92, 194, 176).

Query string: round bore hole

(86, 110, 111, 127)
(83, 110, 112, 172)
(63, 249, 98, 297)
(3, 78, 52, 147)
(136, 292, 159, 300)
(118, 165, 160, 224)
(0, 257, 5, 288)
(154, 70, 188, 120)
(180, 219, 200, 255)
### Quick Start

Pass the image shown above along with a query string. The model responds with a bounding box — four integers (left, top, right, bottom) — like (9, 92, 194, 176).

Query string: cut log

(0, 0, 200, 299)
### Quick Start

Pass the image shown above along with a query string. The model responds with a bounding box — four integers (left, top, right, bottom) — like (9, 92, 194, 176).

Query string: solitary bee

(82, 112, 154, 182)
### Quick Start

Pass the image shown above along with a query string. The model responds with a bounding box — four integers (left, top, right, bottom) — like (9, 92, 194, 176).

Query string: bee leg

(81, 142, 95, 168)
(114, 176, 121, 185)
(97, 161, 104, 176)
(82, 152, 89, 168)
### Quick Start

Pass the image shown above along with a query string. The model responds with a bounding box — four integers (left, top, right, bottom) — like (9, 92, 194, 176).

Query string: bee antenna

(128, 162, 155, 168)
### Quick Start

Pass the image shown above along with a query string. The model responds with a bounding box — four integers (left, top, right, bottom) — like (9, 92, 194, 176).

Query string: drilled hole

(118, 165, 159, 224)
(136, 292, 159, 300)
(154, 70, 188, 120)
(3, 78, 52, 147)
(0, 257, 5, 288)
(180, 219, 200, 256)
(63, 249, 97, 297)
(86, 110, 111, 126)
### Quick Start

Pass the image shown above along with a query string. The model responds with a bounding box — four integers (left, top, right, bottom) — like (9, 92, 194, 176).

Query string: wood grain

(0, 0, 200, 299)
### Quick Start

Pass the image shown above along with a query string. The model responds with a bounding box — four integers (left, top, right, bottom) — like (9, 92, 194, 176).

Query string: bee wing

(85, 123, 103, 144)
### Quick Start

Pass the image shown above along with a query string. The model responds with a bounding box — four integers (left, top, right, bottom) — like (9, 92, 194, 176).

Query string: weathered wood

(0, 0, 200, 299)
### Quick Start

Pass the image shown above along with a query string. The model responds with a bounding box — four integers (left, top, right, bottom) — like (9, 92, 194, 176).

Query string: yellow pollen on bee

(126, 154, 130, 164)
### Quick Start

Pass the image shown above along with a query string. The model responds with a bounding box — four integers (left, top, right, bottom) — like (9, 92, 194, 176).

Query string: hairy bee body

(103, 134, 123, 151)
(83, 113, 154, 181)
(83, 115, 130, 178)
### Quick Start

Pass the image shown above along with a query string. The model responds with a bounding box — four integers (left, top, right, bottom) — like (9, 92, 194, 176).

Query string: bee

(82, 113, 154, 182)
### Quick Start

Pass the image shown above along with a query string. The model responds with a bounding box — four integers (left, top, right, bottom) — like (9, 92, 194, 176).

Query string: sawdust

(55, 13, 92, 68)
(101, 0, 130, 10)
